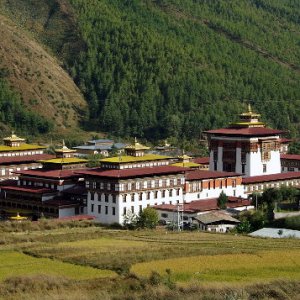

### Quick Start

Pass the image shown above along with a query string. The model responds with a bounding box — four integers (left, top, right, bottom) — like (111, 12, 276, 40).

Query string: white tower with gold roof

(205, 105, 284, 177)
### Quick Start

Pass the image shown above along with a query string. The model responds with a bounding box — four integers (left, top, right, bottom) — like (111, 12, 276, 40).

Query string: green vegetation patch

(0, 250, 116, 281)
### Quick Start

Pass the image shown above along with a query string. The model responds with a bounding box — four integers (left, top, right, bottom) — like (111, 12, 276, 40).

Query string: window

(123, 207, 126, 215)
(169, 190, 173, 197)
(107, 183, 111, 190)
(112, 195, 116, 203)
(91, 204, 94, 212)
(176, 189, 180, 196)
(139, 193, 143, 201)
(131, 194, 135, 202)
(162, 190, 166, 198)
(112, 207, 116, 215)
(131, 206, 134, 213)
(147, 192, 151, 200)
(105, 206, 108, 214)
(242, 164, 246, 174)
(98, 205, 101, 214)
(139, 205, 142, 213)
(90, 192, 94, 201)
(105, 194, 109, 203)
(162, 213, 168, 218)
(232, 180, 236, 188)
(263, 164, 267, 173)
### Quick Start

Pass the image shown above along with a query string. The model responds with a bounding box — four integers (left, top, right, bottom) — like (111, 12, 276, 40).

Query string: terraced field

(0, 250, 116, 281)
(0, 222, 299, 299)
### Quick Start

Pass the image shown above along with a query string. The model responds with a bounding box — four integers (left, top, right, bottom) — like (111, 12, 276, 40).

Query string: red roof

(154, 197, 251, 213)
(281, 154, 300, 161)
(242, 171, 300, 184)
(0, 185, 56, 194)
(280, 138, 292, 143)
(186, 170, 241, 181)
(77, 166, 188, 179)
(0, 154, 55, 165)
(205, 127, 284, 137)
(14, 169, 84, 179)
(193, 157, 210, 164)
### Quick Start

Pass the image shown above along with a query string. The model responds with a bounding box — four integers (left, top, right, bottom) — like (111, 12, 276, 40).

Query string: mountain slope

(0, 7, 87, 133)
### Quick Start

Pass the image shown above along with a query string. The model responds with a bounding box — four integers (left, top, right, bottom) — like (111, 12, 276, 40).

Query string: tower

(205, 105, 284, 177)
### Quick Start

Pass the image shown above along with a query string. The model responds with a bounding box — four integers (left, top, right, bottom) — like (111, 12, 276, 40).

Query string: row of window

(90, 204, 116, 215)
(89, 189, 181, 203)
(86, 177, 184, 191)
(90, 193, 117, 203)
(122, 189, 180, 202)
(101, 161, 169, 170)
(0, 150, 43, 157)
(19, 180, 58, 190)
(190, 179, 237, 192)
(246, 179, 300, 192)
(0, 164, 41, 177)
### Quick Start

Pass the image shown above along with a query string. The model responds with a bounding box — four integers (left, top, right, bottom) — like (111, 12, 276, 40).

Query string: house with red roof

(154, 197, 252, 226)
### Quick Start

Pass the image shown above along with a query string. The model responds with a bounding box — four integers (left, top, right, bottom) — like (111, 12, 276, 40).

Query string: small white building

(192, 211, 240, 233)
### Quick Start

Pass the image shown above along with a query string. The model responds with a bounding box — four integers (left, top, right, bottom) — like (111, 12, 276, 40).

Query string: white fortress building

(205, 105, 284, 177)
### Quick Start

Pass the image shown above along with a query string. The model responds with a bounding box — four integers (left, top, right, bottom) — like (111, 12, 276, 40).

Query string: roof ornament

(248, 103, 252, 113)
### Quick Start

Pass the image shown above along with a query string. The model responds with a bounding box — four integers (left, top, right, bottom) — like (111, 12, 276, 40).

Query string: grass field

(0, 221, 299, 299)
(0, 250, 116, 281)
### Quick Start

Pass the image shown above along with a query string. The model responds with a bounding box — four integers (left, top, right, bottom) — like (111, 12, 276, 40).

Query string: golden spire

(248, 103, 252, 113)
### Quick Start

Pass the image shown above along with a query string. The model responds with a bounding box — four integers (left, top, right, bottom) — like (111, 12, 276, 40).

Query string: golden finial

(248, 103, 252, 113)
(134, 137, 137, 145)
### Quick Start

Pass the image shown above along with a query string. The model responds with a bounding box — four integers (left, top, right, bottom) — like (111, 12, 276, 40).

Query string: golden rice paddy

(131, 250, 300, 283)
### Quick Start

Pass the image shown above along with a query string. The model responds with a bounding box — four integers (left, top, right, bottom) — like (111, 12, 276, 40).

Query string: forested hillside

(1, 0, 300, 141)
(68, 0, 300, 140)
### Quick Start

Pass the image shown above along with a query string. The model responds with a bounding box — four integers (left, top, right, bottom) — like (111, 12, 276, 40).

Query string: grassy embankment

(0, 220, 299, 299)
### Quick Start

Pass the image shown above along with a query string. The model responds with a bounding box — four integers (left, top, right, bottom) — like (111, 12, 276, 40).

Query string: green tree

(137, 207, 159, 229)
(217, 191, 228, 209)
(86, 153, 103, 168)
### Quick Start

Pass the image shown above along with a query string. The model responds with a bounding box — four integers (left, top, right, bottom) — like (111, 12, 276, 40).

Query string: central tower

(205, 105, 284, 177)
